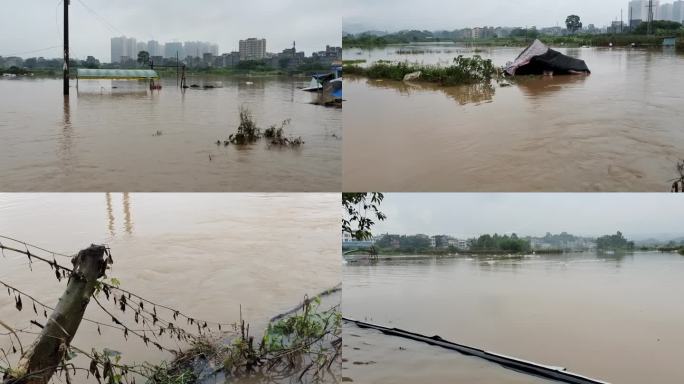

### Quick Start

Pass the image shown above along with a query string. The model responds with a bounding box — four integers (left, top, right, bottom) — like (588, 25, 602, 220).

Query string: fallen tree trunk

(4, 244, 108, 384)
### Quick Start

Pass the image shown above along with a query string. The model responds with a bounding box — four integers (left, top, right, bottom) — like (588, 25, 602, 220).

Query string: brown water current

(343, 253, 684, 384)
(0, 193, 340, 381)
(343, 45, 684, 191)
(0, 76, 341, 191)
(342, 322, 558, 384)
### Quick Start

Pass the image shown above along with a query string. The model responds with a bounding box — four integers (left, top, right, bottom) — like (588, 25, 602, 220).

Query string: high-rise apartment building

(164, 42, 184, 59)
(628, 0, 661, 21)
(182, 41, 220, 58)
(147, 40, 161, 57)
(239, 38, 266, 61)
(110, 36, 137, 63)
(674, 0, 684, 22)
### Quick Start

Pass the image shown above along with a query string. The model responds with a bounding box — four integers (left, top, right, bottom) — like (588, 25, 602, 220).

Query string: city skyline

(0, 0, 341, 61)
(370, 194, 684, 240)
(343, 0, 682, 34)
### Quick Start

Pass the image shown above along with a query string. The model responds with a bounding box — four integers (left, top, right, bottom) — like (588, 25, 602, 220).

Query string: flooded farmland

(343, 252, 684, 383)
(343, 44, 684, 191)
(0, 76, 341, 191)
(0, 193, 340, 381)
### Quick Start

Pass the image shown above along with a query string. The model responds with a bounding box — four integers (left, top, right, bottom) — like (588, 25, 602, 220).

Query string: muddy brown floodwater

(0, 193, 340, 382)
(343, 252, 684, 384)
(0, 76, 341, 191)
(343, 322, 558, 384)
(343, 44, 684, 192)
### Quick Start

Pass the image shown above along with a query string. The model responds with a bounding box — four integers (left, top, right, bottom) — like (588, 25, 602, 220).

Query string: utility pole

(621, 9, 623, 33)
(647, 0, 654, 35)
(63, 0, 69, 95)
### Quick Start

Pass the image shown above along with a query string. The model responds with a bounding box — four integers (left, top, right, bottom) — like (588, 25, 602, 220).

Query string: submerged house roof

(76, 68, 159, 79)
(505, 40, 590, 76)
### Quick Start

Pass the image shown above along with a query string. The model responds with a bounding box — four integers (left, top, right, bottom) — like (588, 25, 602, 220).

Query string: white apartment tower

(239, 38, 266, 61)
(674, 0, 684, 22)
(629, 0, 661, 21)
(110, 36, 137, 63)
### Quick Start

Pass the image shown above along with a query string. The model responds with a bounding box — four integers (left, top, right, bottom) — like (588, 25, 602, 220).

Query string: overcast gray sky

(1, 0, 341, 61)
(372, 194, 684, 240)
(343, 0, 639, 33)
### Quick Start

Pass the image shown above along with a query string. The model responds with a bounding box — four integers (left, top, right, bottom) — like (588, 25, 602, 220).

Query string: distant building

(540, 26, 563, 36)
(629, 0, 661, 21)
(674, 0, 684, 22)
(183, 41, 219, 58)
(202, 52, 214, 66)
(147, 40, 162, 57)
(164, 42, 184, 59)
(660, 2, 674, 20)
(608, 20, 627, 33)
(221, 51, 241, 67)
(239, 38, 267, 60)
(110, 36, 137, 63)
(471, 27, 482, 39)
(136, 41, 147, 54)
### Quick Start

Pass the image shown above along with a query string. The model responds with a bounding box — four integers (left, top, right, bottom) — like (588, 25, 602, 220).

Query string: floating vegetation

(345, 55, 500, 86)
(146, 294, 340, 384)
(264, 119, 304, 147)
(223, 295, 340, 382)
(218, 107, 303, 148)
(228, 107, 261, 145)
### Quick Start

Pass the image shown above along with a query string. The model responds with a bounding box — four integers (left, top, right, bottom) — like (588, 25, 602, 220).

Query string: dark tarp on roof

(505, 40, 590, 76)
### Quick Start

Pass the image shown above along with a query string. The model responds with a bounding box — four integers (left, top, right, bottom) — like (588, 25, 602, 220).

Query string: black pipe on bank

(343, 318, 610, 384)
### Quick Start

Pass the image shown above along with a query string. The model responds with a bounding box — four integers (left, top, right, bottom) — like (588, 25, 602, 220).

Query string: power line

(0, 46, 62, 58)
(75, 0, 125, 36)
(0, 236, 235, 329)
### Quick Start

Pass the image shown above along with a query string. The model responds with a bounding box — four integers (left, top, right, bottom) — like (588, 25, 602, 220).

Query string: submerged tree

(229, 106, 261, 144)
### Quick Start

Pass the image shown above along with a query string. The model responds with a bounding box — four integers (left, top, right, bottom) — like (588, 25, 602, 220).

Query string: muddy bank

(163, 286, 342, 384)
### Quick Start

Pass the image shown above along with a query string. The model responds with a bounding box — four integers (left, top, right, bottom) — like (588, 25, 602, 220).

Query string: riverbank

(343, 55, 499, 85)
(343, 33, 682, 49)
(343, 250, 594, 262)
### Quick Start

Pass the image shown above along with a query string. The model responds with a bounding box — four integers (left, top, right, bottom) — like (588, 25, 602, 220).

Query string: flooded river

(343, 252, 684, 383)
(343, 322, 557, 384)
(343, 44, 684, 191)
(0, 193, 340, 378)
(0, 76, 341, 191)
